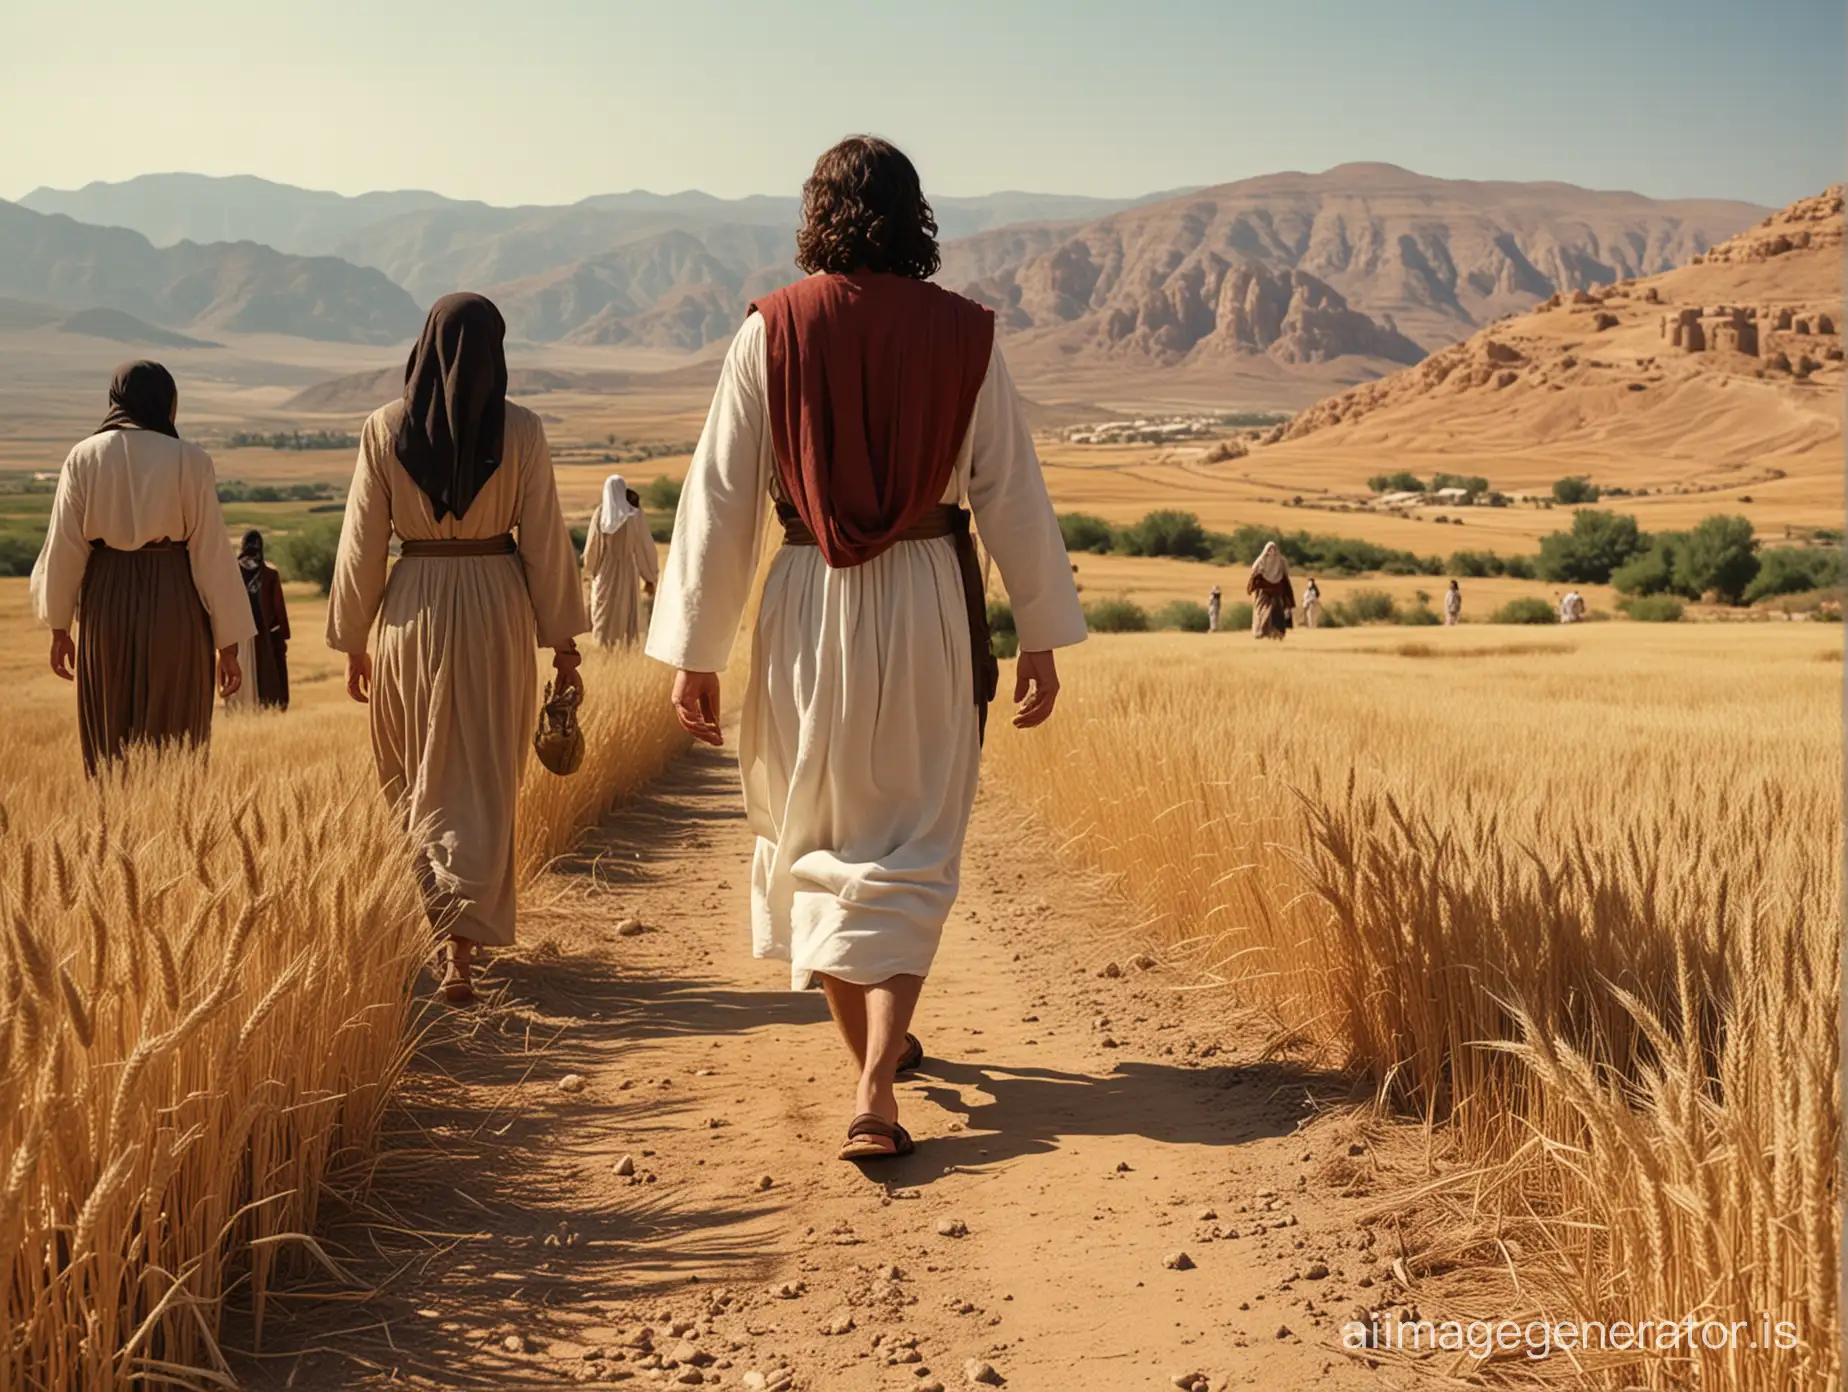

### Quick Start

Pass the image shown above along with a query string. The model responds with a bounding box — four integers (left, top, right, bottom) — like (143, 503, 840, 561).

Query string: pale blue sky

(4, 0, 1840, 205)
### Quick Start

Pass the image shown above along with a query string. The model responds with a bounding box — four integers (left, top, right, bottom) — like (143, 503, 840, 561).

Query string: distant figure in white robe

(1301, 578, 1322, 629)
(647, 137, 1085, 1164)
(1560, 590, 1585, 624)
(1444, 579, 1462, 626)
(584, 473, 659, 646)
(1206, 585, 1222, 633)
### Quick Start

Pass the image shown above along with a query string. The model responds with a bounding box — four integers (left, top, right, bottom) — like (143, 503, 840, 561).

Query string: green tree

(1367, 470, 1427, 494)
(1552, 476, 1602, 504)
(1672, 514, 1759, 604)
(1537, 510, 1645, 584)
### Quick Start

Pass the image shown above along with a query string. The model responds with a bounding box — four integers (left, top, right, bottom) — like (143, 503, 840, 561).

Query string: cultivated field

(0, 580, 687, 1390)
(984, 624, 1841, 1389)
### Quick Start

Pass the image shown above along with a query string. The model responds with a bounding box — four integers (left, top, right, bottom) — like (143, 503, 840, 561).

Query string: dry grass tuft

(984, 625, 1840, 1389)
(0, 632, 685, 1391)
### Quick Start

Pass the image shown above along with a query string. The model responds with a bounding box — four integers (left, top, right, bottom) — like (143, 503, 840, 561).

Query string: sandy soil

(248, 742, 1419, 1392)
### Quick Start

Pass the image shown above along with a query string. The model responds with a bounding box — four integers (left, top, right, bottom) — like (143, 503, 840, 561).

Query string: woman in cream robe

(647, 314, 1085, 991)
(327, 295, 586, 1000)
(583, 473, 658, 645)
(31, 361, 252, 774)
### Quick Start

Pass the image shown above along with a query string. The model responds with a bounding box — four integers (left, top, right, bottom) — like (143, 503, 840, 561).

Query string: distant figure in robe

(328, 294, 588, 1004)
(1247, 542, 1295, 639)
(227, 530, 291, 709)
(647, 136, 1086, 1162)
(31, 361, 251, 775)
(1206, 585, 1222, 633)
(584, 473, 659, 646)
(1301, 577, 1322, 629)
(1443, 578, 1462, 626)
(1559, 590, 1585, 624)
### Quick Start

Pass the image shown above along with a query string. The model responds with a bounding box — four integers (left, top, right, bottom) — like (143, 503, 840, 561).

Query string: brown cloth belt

(90, 538, 186, 552)
(398, 533, 517, 558)
(777, 502, 1001, 740)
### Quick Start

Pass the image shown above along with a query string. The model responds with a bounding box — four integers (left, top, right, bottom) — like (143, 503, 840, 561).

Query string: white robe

(646, 314, 1086, 988)
(583, 503, 659, 646)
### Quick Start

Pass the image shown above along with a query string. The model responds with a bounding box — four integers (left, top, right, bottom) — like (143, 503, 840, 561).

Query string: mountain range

(0, 199, 422, 343)
(1264, 185, 1841, 501)
(936, 164, 1768, 368)
(5, 167, 1772, 376)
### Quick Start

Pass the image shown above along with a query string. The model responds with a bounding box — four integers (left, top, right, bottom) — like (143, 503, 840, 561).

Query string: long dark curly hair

(795, 136, 940, 280)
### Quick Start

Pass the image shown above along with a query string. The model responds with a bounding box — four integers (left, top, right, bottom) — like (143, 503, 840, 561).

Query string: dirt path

(264, 745, 1411, 1392)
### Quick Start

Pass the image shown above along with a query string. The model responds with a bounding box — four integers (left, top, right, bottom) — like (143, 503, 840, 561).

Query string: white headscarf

(597, 474, 639, 533)
(1251, 542, 1289, 584)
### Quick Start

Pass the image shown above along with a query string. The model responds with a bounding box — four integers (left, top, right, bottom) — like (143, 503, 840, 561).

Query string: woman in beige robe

(583, 473, 658, 645)
(327, 294, 587, 1001)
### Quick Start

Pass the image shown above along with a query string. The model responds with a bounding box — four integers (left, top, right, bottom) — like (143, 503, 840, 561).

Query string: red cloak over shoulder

(750, 272, 995, 568)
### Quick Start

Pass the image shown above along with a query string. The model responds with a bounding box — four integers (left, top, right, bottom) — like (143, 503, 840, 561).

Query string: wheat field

(0, 581, 685, 1391)
(983, 624, 1842, 1389)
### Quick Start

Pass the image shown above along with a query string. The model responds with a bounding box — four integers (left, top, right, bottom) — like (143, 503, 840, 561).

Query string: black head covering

(240, 530, 264, 562)
(394, 293, 508, 522)
(98, 360, 179, 438)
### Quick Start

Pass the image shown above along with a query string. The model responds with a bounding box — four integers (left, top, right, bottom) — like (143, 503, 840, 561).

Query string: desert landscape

(0, 108, 1840, 1392)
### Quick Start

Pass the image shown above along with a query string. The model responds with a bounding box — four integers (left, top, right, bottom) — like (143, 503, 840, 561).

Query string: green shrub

(1058, 512, 1116, 554)
(649, 512, 675, 544)
(1115, 510, 1208, 559)
(641, 475, 682, 510)
(1490, 597, 1557, 624)
(1153, 600, 1211, 632)
(275, 517, 344, 595)
(0, 532, 38, 577)
(1431, 472, 1491, 497)
(1552, 476, 1601, 504)
(1537, 510, 1645, 584)
(1446, 549, 1500, 577)
(1367, 470, 1427, 494)
(986, 599, 1019, 658)
(1083, 596, 1151, 632)
(1225, 601, 1254, 632)
(1330, 589, 1398, 625)
(1745, 546, 1844, 603)
(1501, 554, 1537, 579)
(1397, 603, 1442, 626)
(1620, 594, 1685, 622)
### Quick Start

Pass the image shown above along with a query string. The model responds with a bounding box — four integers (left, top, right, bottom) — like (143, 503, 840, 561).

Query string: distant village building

(1660, 302, 1841, 366)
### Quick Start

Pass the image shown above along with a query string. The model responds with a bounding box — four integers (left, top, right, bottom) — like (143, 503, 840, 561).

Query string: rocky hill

(0, 200, 422, 344)
(937, 164, 1767, 370)
(1277, 186, 1842, 444)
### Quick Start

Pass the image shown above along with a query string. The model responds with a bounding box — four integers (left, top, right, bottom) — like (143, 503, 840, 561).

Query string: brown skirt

(77, 542, 214, 776)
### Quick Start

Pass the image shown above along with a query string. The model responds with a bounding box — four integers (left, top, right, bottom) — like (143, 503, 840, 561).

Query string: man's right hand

(49, 629, 75, 681)
(1012, 649, 1062, 729)
(672, 669, 723, 746)
(346, 651, 373, 704)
